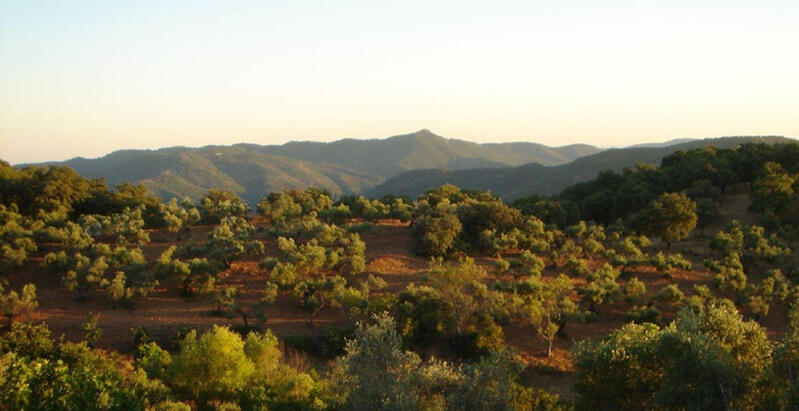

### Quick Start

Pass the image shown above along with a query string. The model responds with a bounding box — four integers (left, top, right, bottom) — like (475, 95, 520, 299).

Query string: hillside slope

(263, 129, 600, 177)
(27, 130, 601, 204)
(366, 136, 793, 200)
(51, 145, 382, 206)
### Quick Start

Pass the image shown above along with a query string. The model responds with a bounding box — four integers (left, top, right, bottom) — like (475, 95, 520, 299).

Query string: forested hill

(26, 129, 600, 205)
(262, 129, 600, 177)
(366, 136, 793, 200)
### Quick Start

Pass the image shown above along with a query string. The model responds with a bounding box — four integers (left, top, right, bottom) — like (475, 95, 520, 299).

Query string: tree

(695, 198, 721, 237)
(384, 197, 413, 222)
(0, 337, 170, 409)
(0, 321, 54, 358)
(395, 284, 452, 345)
(710, 221, 744, 255)
(773, 303, 799, 408)
(0, 283, 37, 324)
(43, 243, 150, 302)
(411, 202, 462, 257)
(649, 251, 692, 276)
(156, 246, 222, 296)
(293, 275, 348, 324)
(335, 313, 565, 410)
(710, 221, 791, 270)
(525, 274, 578, 357)
(514, 250, 545, 278)
(708, 252, 748, 304)
(106, 271, 134, 303)
(426, 257, 489, 337)
(200, 189, 247, 224)
(624, 304, 661, 324)
(578, 264, 620, 313)
(82, 312, 103, 347)
(574, 299, 774, 409)
(138, 326, 326, 408)
(247, 281, 278, 326)
(0, 204, 38, 271)
(635, 192, 697, 249)
(213, 286, 240, 317)
(43, 249, 109, 301)
(205, 217, 264, 269)
(167, 326, 255, 405)
(81, 206, 151, 245)
(211, 282, 278, 328)
(456, 199, 522, 248)
(343, 195, 389, 221)
(686, 179, 722, 201)
(655, 284, 685, 306)
(446, 351, 565, 410)
(621, 277, 647, 303)
(106, 246, 153, 303)
(334, 313, 455, 410)
(749, 162, 796, 217)
(160, 197, 200, 241)
(420, 184, 470, 208)
(512, 195, 578, 227)
(257, 192, 302, 223)
(660, 299, 773, 409)
(573, 322, 663, 409)
(1, 164, 98, 216)
(745, 269, 790, 320)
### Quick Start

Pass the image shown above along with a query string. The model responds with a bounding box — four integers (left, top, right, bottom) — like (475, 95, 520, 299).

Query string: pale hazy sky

(1, 0, 797, 164)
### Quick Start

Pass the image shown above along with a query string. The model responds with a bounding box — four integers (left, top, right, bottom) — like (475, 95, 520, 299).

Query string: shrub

(624, 305, 662, 324)
(656, 284, 685, 306)
(622, 277, 647, 303)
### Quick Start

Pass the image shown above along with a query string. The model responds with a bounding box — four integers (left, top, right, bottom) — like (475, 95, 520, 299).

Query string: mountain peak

(384, 129, 446, 144)
(410, 128, 440, 138)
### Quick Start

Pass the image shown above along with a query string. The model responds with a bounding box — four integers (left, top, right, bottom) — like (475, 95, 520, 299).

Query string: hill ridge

(22, 130, 602, 205)
(366, 135, 795, 200)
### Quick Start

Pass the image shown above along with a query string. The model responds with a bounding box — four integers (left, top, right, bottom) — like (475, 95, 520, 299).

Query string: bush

(0, 283, 37, 323)
(454, 315, 506, 359)
(622, 277, 647, 303)
(576, 301, 773, 409)
(411, 210, 462, 257)
(0, 321, 54, 358)
(656, 284, 685, 305)
(624, 305, 662, 324)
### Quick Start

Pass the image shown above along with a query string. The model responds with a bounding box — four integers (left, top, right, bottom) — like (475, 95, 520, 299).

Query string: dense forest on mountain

(367, 135, 790, 199)
(2, 140, 799, 409)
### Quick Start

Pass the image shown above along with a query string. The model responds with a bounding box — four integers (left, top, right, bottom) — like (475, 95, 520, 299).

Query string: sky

(1, 0, 798, 164)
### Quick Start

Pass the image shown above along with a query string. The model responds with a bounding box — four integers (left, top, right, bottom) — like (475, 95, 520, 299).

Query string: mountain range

(26, 130, 599, 205)
(22, 131, 792, 204)
(366, 136, 792, 200)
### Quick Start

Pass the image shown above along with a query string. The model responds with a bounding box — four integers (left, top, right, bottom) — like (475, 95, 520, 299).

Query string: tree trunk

(238, 309, 249, 328)
(556, 318, 568, 338)
(309, 297, 326, 327)
(78, 287, 89, 302)
(182, 279, 193, 296)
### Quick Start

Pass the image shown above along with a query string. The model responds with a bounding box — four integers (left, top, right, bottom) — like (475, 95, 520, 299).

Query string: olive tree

(634, 192, 697, 249)
(0, 283, 37, 324)
(160, 197, 201, 241)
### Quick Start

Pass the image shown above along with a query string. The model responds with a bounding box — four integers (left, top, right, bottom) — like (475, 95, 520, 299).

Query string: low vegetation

(1, 140, 799, 409)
